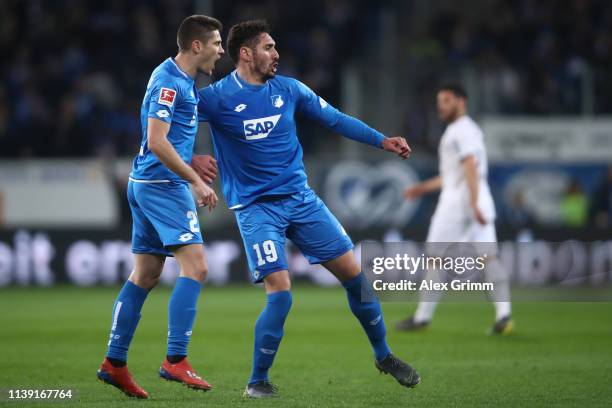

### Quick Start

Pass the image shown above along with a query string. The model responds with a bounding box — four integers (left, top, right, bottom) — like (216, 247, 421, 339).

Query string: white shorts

(425, 211, 498, 263)
(427, 209, 497, 243)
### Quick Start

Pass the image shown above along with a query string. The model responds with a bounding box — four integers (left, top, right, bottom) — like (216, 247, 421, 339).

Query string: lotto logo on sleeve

(158, 88, 177, 107)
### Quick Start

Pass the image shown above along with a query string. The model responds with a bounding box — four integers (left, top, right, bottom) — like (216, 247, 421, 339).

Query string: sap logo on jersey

(243, 114, 281, 140)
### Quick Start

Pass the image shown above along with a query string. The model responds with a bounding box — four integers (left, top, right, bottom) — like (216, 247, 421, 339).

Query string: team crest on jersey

(243, 114, 281, 140)
(271, 95, 284, 108)
(158, 87, 176, 107)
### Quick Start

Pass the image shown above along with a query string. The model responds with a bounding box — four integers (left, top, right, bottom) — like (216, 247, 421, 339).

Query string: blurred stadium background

(1, 0, 611, 286)
(1, 1, 611, 407)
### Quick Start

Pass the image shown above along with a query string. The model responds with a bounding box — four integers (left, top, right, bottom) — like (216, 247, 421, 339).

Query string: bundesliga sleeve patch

(158, 87, 177, 107)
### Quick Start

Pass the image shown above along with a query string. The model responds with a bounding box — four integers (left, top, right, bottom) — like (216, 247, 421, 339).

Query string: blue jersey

(130, 58, 199, 183)
(198, 71, 385, 209)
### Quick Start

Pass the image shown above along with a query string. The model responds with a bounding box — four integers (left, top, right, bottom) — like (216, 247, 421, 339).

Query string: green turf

(0, 286, 611, 407)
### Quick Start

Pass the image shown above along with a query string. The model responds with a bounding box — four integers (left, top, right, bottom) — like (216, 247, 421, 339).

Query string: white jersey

(428, 115, 496, 242)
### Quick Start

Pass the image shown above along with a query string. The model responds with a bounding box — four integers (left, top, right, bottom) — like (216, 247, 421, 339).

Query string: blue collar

(167, 58, 194, 82)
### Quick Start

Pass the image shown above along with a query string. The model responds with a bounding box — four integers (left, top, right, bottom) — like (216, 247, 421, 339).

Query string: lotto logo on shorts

(158, 88, 176, 107)
(178, 233, 194, 242)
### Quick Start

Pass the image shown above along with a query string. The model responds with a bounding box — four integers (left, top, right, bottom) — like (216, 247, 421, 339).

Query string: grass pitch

(1, 285, 611, 407)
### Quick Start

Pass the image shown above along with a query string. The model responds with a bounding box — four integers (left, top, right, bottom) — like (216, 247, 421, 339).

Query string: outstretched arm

(294, 80, 410, 159)
(326, 111, 411, 159)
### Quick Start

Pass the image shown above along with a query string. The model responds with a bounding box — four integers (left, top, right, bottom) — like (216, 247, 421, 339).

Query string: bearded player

(396, 83, 513, 335)
(198, 20, 420, 398)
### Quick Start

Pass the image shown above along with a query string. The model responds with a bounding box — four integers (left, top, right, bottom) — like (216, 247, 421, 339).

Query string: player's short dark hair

(438, 83, 468, 99)
(177, 15, 222, 52)
(227, 19, 271, 63)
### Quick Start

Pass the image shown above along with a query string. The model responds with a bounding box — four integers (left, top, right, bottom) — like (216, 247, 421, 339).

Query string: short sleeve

(449, 126, 479, 160)
(147, 77, 180, 124)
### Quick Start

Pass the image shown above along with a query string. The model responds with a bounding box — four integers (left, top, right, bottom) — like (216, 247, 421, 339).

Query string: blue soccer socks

(342, 273, 391, 362)
(249, 290, 293, 384)
(167, 276, 202, 357)
(106, 280, 149, 362)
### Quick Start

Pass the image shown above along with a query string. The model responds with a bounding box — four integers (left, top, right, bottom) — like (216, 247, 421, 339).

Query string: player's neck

(235, 65, 266, 86)
(173, 53, 197, 79)
(451, 112, 467, 123)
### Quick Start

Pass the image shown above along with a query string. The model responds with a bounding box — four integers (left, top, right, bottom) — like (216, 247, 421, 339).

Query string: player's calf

(341, 272, 391, 361)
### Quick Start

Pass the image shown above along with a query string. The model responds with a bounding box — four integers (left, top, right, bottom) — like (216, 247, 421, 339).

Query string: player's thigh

(133, 182, 204, 249)
(321, 250, 360, 282)
(171, 243, 208, 282)
(129, 253, 166, 289)
(128, 181, 168, 256)
(287, 190, 353, 267)
(462, 221, 498, 257)
(427, 209, 469, 243)
(235, 203, 289, 284)
(463, 221, 497, 242)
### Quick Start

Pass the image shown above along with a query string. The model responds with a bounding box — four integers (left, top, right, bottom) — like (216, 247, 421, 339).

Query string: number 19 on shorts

(253, 240, 278, 266)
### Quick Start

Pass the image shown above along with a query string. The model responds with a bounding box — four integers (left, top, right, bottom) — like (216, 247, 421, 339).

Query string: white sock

(414, 301, 438, 323)
(494, 301, 512, 321)
(414, 269, 445, 322)
(485, 258, 512, 321)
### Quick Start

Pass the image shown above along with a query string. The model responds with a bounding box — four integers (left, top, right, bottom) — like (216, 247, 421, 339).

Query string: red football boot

(159, 358, 213, 391)
(96, 358, 149, 399)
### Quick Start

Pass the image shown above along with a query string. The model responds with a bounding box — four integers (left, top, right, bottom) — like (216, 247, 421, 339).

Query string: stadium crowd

(0, 0, 375, 158)
(402, 0, 612, 115)
(2, 0, 611, 158)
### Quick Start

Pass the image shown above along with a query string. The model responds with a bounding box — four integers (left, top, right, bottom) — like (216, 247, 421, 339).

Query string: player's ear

(191, 39, 202, 53)
(240, 46, 252, 62)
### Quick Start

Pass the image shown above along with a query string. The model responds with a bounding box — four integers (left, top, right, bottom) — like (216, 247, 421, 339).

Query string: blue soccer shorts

(127, 180, 203, 256)
(234, 189, 354, 283)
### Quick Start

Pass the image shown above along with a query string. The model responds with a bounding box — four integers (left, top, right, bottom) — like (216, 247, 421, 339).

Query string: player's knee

(143, 274, 159, 290)
(143, 274, 161, 289)
(264, 270, 291, 293)
(196, 263, 208, 282)
(129, 270, 161, 290)
(183, 260, 208, 282)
